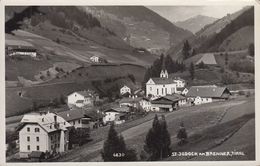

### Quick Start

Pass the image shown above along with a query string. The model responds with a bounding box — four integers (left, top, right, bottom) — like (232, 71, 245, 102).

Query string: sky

(147, 6, 246, 22)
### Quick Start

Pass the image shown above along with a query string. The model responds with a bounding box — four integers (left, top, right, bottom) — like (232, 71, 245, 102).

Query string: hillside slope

(175, 15, 217, 34)
(5, 6, 157, 82)
(82, 6, 193, 55)
(167, 6, 253, 60)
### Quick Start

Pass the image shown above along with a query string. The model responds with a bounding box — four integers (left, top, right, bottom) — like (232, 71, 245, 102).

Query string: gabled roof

(57, 110, 85, 122)
(121, 85, 130, 89)
(104, 106, 130, 113)
(151, 94, 185, 104)
(69, 90, 96, 98)
(186, 86, 230, 98)
(148, 78, 175, 85)
(173, 77, 185, 82)
(177, 87, 185, 91)
(119, 97, 143, 104)
(19, 112, 71, 133)
(84, 110, 104, 120)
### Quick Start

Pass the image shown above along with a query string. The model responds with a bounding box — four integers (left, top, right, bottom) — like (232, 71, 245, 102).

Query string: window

(36, 137, 39, 142)
(73, 121, 75, 125)
(165, 88, 167, 94)
(27, 145, 30, 150)
(36, 146, 40, 151)
(78, 120, 81, 124)
(35, 128, 40, 132)
(150, 87, 152, 91)
(157, 89, 159, 95)
(51, 136, 53, 141)
(27, 136, 30, 142)
(27, 127, 30, 132)
(162, 88, 164, 95)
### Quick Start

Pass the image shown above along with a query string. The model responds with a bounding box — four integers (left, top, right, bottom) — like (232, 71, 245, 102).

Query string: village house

(146, 68, 177, 99)
(118, 96, 151, 112)
(67, 90, 98, 108)
(57, 110, 88, 129)
(103, 106, 130, 125)
(181, 88, 189, 96)
(173, 77, 186, 88)
(83, 109, 105, 129)
(6, 45, 37, 58)
(139, 97, 151, 112)
(17, 112, 71, 158)
(150, 94, 186, 112)
(120, 85, 131, 95)
(186, 85, 231, 105)
(90, 56, 99, 63)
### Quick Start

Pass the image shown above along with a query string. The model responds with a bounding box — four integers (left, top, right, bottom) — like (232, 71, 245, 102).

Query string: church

(146, 64, 177, 99)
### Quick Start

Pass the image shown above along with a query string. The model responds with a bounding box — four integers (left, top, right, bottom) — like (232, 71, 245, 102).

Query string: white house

(67, 90, 97, 108)
(90, 56, 99, 63)
(120, 85, 131, 95)
(146, 68, 177, 99)
(57, 110, 89, 129)
(186, 85, 231, 105)
(173, 77, 186, 88)
(17, 112, 71, 158)
(103, 106, 129, 125)
(139, 97, 151, 112)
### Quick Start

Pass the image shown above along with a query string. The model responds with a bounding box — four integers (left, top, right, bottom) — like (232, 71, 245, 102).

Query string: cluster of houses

(16, 64, 232, 159)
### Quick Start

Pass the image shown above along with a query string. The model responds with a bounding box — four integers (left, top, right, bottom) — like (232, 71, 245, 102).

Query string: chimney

(54, 115, 57, 123)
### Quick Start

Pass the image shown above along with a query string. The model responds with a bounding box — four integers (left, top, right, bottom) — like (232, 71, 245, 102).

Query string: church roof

(150, 77, 175, 84)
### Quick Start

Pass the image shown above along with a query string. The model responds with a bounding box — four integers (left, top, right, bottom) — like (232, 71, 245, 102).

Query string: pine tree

(189, 62, 195, 80)
(182, 40, 191, 59)
(102, 124, 137, 161)
(143, 114, 171, 161)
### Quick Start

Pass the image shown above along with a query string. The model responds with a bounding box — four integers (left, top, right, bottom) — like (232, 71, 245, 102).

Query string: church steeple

(160, 55, 168, 78)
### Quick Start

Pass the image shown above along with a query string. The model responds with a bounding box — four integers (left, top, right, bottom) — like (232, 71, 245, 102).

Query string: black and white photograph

(2, 1, 259, 164)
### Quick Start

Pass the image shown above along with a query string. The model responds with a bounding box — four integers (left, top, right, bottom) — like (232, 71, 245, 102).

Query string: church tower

(160, 55, 168, 78)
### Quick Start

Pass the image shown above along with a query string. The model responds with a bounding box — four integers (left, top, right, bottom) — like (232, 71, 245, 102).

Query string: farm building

(6, 45, 37, 58)
(84, 109, 104, 129)
(16, 112, 71, 158)
(151, 94, 186, 112)
(186, 85, 231, 105)
(103, 106, 130, 125)
(120, 85, 131, 95)
(67, 90, 98, 108)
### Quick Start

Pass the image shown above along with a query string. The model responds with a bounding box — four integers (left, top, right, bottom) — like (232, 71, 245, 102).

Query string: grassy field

(166, 113, 254, 161)
(5, 81, 94, 117)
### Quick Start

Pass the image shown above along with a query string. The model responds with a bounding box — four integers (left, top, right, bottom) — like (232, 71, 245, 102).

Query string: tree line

(142, 54, 186, 87)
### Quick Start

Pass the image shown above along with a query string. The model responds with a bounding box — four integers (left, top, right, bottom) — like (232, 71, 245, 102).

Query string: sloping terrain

(82, 6, 193, 54)
(167, 6, 254, 60)
(5, 6, 157, 82)
(175, 15, 217, 34)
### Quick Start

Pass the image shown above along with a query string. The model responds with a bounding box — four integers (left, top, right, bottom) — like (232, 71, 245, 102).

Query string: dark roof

(119, 97, 143, 104)
(104, 106, 130, 113)
(151, 94, 185, 104)
(186, 86, 230, 98)
(57, 110, 85, 122)
(149, 78, 175, 84)
(84, 110, 104, 120)
(177, 87, 185, 91)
